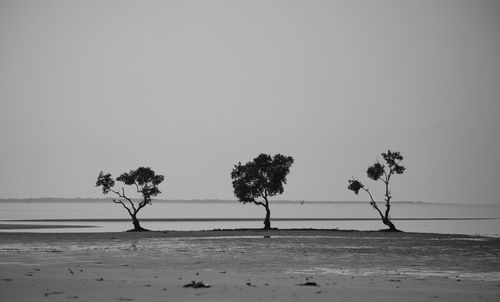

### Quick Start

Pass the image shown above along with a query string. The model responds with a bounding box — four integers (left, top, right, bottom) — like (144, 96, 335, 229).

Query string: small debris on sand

(297, 282, 319, 287)
(44, 291, 64, 297)
(183, 280, 211, 288)
(246, 282, 257, 287)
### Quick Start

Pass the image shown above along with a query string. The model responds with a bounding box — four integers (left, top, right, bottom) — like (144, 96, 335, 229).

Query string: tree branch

(121, 187, 137, 212)
(254, 201, 266, 207)
(257, 188, 265, 200)
(135, 200, 148, 215)
(110, 188, 136, 213)
(113, 199, 133, 217)
(373, 203, 385, 221)
(383, 170, 392, 220)
(362, 187, 376, 204)
(382, 169, 389, 182)
(362, 187, 384, 221)
(134, 182, 142, 194)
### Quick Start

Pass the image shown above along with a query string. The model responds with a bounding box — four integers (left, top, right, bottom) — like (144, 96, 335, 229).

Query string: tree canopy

(96, 167, 165, 231)
(231, 153, 294, 204)
(231, 153, 294, 229)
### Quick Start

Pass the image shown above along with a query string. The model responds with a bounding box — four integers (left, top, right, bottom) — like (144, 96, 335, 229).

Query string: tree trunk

(263, 206, 271, 230)
(130, 214, 148, 232)
(382, 217, 399, 232)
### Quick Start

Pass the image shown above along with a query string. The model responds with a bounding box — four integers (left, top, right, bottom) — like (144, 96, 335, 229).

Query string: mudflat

(1, 229, 500, 301)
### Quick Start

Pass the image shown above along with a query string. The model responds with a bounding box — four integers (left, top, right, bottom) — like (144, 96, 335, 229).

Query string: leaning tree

(96, 167, 165, 231)
(231, 153, 294, 230)
(348, 150, 406, 232)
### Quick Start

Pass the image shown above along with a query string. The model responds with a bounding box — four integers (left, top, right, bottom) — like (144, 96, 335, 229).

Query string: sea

(1, 199, 499, 237)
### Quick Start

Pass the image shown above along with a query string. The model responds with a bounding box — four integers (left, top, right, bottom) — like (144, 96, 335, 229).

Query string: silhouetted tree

(348, 150, 406, 232)
(96, 167, 165, 232)
(231, 153, 294, 229)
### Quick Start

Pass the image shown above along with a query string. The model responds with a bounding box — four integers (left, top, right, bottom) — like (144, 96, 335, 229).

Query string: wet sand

(1, 229, 500, 301)
(0, 224, 95, 230)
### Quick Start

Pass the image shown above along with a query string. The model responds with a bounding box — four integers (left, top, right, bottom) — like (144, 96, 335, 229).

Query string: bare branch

(362, 187, 385, 221)
(254, 201, 266, 207)
(135, 200, 148, 214)
(120, 187, 136, 212)
(109, 187, 137, 213)
(372, 203, 385, 221)
(362, 187, 376, 203)
(113, 199, 133, 217)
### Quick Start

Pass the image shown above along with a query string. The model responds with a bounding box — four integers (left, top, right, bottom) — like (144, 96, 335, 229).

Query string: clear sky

(0, 0, 499, 204)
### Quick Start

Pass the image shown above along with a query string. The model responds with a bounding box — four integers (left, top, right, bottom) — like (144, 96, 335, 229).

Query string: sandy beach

(1, 229, 500, 301)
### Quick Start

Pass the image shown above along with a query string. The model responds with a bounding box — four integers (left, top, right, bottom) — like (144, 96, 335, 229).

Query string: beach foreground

(1, 229, 500, 301)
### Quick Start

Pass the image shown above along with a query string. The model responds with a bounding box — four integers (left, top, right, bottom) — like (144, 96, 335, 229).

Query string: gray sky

(1, 0, 499, 204)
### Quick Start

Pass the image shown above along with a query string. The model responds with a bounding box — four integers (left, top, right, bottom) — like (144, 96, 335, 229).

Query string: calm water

(1, 200, 499, 236)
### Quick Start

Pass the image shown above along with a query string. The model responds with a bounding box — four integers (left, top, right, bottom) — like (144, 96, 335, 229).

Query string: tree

(96, 167, 165, 232)
(231, 153, 294, 230)
(348, 150, 406, 232)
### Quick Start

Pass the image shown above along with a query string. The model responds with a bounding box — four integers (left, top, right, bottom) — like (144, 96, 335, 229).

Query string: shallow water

(1, 200, 499, 236)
